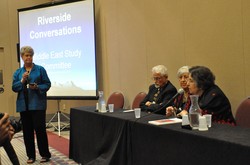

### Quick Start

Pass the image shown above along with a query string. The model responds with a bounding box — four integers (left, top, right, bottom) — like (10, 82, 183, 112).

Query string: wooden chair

(235, 97, 250, 128)
(107, 91, 125, 109)
(131, 92, 147, 109)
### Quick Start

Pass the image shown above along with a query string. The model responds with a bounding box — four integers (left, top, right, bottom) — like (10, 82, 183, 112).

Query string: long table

(69, 106, 250, 165)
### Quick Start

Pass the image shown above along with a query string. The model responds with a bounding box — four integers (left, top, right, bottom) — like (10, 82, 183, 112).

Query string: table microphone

(135, 88, 184, 121)
(27, 71, 29, 82)
(157, 88, 184, 112)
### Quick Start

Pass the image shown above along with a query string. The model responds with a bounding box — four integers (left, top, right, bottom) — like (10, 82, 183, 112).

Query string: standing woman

(166, 66, 191, 118)
(12, 46, 51, 164)
(187, 66, 236, 125)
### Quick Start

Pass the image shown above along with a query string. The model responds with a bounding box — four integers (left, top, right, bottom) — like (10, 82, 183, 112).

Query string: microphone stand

(135, 89, 184, 121)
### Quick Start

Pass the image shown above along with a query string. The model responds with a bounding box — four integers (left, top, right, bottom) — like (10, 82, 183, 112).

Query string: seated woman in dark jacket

(166, 66, 191, 118)
(140, 65, 177, 115)
(188, 66, 236, 125)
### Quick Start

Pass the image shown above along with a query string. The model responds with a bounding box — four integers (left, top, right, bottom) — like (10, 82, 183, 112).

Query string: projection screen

(18, 0, 98, 99)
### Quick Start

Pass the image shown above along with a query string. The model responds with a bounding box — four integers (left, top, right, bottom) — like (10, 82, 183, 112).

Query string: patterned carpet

(0, 131, 77, 165)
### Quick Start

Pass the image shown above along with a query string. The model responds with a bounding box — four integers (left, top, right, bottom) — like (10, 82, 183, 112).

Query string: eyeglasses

(152, 77, 163, 81)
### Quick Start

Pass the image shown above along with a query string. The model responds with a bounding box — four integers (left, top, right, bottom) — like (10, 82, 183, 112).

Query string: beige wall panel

(97, 0, 247, 112)
(0, 1, 9, 114)
(116, 1, 148, 108)
(95, 7, 107, 93)
(0, 0, 17, 116)
(242, 0, 250, 98)
(144, 0, 185, 87)
(0, 0, 8, 42)
(182, 0, 244, 114)
(95, 0, 121, 94)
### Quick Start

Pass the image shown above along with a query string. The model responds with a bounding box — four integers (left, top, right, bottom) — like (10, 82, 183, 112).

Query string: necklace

(183, 92, 188, 102)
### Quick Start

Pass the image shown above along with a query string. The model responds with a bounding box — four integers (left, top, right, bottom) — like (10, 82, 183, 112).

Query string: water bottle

(189, 95, 201, 129)
(98, 91, 106, 112)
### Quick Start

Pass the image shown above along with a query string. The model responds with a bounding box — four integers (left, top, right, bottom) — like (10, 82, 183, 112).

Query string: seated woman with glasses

(166, 66, 191, 118)
(140, 65, 177, 115)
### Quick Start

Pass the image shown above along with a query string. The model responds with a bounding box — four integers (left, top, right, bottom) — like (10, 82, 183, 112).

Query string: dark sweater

(140, 81, 177, 115)
(199, 85, 236, 125)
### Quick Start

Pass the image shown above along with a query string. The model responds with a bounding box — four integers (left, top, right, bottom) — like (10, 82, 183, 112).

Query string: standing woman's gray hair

(20, 46, 34, 56)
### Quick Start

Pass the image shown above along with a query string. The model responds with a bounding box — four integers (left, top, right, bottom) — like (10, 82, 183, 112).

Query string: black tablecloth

(69, 106, 250, 165)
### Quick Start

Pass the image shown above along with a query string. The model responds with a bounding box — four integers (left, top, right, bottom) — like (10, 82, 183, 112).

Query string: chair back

(107, 91, 125, 109)
(132, 92, 147, 109)
(235, 97, 250, 128)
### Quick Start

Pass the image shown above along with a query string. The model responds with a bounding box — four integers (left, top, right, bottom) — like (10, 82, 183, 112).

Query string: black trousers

(3, 140, 20, 165)
(20, 110, 51, 159)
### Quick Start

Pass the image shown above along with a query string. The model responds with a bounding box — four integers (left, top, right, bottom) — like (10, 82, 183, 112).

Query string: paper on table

(148, 118, 182, 125)
(123, 109, 134, 112)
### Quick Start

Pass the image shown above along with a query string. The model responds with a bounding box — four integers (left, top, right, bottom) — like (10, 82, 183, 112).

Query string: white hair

(152, 65, 168, 76)
(177, 66, 189, 78)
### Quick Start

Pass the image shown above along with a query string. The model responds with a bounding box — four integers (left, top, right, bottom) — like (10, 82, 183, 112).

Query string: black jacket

(140, 81, 177, 115)
(199, 85, 236, 125)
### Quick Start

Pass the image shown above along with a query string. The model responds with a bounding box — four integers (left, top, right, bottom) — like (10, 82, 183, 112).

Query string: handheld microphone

(26, 71, 30, 84)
